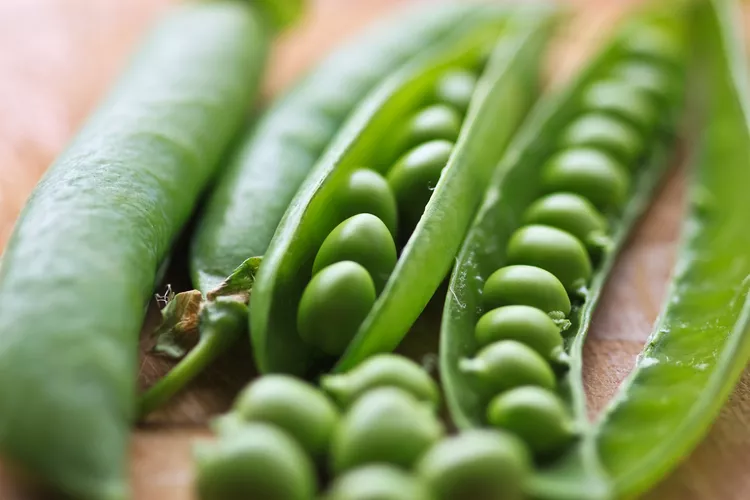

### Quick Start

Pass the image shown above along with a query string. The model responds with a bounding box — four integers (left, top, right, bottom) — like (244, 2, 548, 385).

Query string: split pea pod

(439, 5, 687, 500)
(0, 2, 289, 498)
(251, 4, 559, 377)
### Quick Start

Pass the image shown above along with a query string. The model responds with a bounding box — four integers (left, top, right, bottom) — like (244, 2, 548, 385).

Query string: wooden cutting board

(1, 1, 749, 499)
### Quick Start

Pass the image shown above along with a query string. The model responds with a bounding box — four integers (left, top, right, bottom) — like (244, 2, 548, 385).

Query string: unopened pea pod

(252, 5, 558, 376)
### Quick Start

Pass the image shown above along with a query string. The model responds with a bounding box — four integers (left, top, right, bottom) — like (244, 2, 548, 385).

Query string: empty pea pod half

(251, 4, 559, 376)
(440, 5, 690, 500)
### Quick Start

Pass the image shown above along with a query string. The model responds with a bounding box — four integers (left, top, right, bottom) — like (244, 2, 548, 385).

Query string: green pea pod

(0, 2, 278, 498)
(140, 2, 525, 415)
(252, 4, 559, 376)
(594, 0, 750, 497)
(438, 6, 687, 500)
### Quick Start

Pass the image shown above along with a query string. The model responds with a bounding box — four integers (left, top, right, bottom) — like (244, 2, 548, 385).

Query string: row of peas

(196, 353, 533, 500)
(297, 68, 480, 356)
(459, 23, 684, 459)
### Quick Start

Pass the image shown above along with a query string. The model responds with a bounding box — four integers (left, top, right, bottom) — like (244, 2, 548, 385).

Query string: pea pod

(439, 6, 687, 500)
(0, 2, 279, 498)
(251, 5, 559, 376)
(139, 2, 511, 415)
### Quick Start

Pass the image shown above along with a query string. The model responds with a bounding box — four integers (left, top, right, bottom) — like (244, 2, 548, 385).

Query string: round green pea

(195, 423, 316, 500)
(298, 261, 376, 355)
(404, 104, 462, 148)
(506, 225, 592, 293)
(460, 340, 556, 395)
(622, 24, 685, 66)
(483, 265, 571, 315)
(340, 169, 398, 237)
(313, 214, 397, 293)
(487, 386, 575, 458)
(475, 306, 563, 360)
(581, 80, 658, 133)
(232, 375, 340, 458)
(541, 148, 630, 210)
(523, 192, 607, 245)
(321, 353, 440, 409)
(326, 464, 431, 500)
(386, 140, 453, 230)
(610, 60, 673, 103)
(560, 113, 643, 164)
(434, 69, 477, 115)
(416, 430, 531, 500)
(330, 387, 444, 474)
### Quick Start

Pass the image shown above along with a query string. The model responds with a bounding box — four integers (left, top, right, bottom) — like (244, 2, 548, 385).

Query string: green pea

(523, 192, 607, 245)
(386, 140, 453, 230)
(231, 375, 340, 458)
(460, 340, 556, 395)
(622, 24, 685, 66)
(416, 430, 531, 500)
(313, 214, 397, 293)
(340, 169, 399, 237)
(298, 261, 376, 355)
(195, 423, 316, 500)
(610, 60, 673, 103)
(487, 386, 575, 458)
(506, 225, 592, 293)
(560, 113, 643, 164)
(483, 265, 571, 315)
(475, 306, 563, 361)
(541, 149, 630, 210)
(404, 104, 462, 147)
(320, 353, 440, 409)
(434, 69, 477, 114)
(581, 80, 658, 133)
(326, 464, 431, 500)
(330, 387, 444, 473)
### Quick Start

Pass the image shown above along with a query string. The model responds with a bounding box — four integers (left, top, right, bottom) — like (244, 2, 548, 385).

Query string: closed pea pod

(483, 265, 571, 315)
(326, 464, 431, 500)
(560, 113, 643, 164)
(523, 192, 608, 246)
(474, 305, 564, 361)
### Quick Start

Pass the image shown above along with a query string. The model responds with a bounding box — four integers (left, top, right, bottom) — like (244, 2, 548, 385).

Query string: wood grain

(0, 1, 748, 499)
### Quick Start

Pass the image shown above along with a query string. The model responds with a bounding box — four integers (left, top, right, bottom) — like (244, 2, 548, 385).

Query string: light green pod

(298, 261, 376, 355)
(195, 423, 316, 500)
(483, 265, 571, 315)
(320, 353, 440, 409)
(506, 225, 592, 293)
(459, 340, 556, 395)
(560, 113, 644, 164)
(326, 464, 431, 500)
(330, 387, 444, 473)
(313, 214, 397, 293)
(523, 192, 607, 245)
(404, 104, 462, 148)
(541, 148, 630, 210)
(386, 140, 453, 230)
(339, 169, 399, 237)
(487, 386, 575, 458)
(475, 306, 563, 360)
(232, 375, 340, 458)
(416, 430, 531, 500)
(434, 69, 478, 114)
(610, 60, 673, 103)
(581, 80, 659, 133)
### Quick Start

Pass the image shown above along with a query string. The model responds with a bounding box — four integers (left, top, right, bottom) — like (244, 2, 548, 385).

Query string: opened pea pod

(251, 4, 559, 377)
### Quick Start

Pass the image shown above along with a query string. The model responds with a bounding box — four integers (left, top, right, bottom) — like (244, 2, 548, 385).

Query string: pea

(459, 340, 556, 395)
(475, 306, 563, 361)
(483, 265, 571, 315)
(340, 169, 399, 237)
(416, 430, 531, 500)
(404, 104, 462, 147)
(560, 113, 643, 164)
(330, 387, 444, 473)
(195, 423, 316, 500)
(622, 25, 684, 66)
(326, 464, 431, 500)
(313, 214, 397, 293)
(506, 225, 592, 293)
(523, 192, 607, 245)
(232, 375, 340, 458)
(434, 69, 478, 114)
(386, 140, 453, 230)
(581, 80, 658, 133)
(541, 148, 630, 210)
(321, 353, 440, 409)
(298, 261, 376, 355)
(610, 60, 673, 103)
(487, 386, 575, 458)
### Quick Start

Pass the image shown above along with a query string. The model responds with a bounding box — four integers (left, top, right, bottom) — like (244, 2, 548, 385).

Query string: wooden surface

(0, 0, 749, 499)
